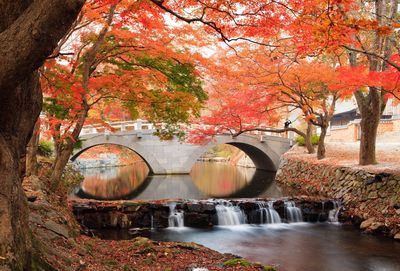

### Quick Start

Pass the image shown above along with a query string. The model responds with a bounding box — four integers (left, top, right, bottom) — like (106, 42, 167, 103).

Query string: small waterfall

(168, 203, 184, 227)
(215, 201, 246, 225)
(150, 215, 154, 230)
(317, 201, 325, 222)
(284, 201, 303, 222)
(328, 201, 342, 223)
(257, 201, 281, 224)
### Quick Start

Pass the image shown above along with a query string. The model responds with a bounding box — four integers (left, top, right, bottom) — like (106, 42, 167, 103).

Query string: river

(152, 223, 400, 271)
(74, 162, 400, 271)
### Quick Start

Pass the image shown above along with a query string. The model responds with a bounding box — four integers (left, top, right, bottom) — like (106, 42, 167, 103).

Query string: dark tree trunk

(305, 122, 315, 154)
(0, 1, 84, 269)
(26, 120, 40, 177)
(0, 72, 41, 270)
(317, 124, 328, 160)
(359, 111, 380, 165)
(357, 89, 382, 165)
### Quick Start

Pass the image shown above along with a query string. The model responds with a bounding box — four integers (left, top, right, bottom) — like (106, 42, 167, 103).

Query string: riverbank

(275, 144, 400, 239)
(24, 163, 275, 271)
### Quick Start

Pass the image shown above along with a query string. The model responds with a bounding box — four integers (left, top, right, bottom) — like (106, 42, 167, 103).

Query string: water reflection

(78, 161, 149, 200)
(191, 163, 253, 197)
(76, 162, 283, 200)
(191, 162, 282, 198)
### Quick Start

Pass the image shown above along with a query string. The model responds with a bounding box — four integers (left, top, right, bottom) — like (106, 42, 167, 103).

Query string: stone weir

(71, 197, 342, 231)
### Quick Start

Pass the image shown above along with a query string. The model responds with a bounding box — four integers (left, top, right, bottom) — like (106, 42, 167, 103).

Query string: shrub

(38, 140, 54, 156)
(295, 136, 305, 146)
(223, 258, 252, 267)
(295, 134, 319, 146)
(311, 134, 320, 145)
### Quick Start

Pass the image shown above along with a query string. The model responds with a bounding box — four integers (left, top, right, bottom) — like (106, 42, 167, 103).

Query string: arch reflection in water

(190, 163, 252, 198)
(76, 162, 283, 200)
(190, 162, 282, 198)
(78, 161, 149, 200)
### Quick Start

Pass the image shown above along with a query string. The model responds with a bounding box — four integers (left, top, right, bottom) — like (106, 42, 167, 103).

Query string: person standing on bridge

(284, 120, 292, 138)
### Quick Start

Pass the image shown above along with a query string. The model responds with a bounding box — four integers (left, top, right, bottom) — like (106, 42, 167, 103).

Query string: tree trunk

(0, 72, 42, 270)
(0, 1, 84, 269)
(26, 120, 40, 177)
(50, 107, 88, 188)
(47, 5, 115, 189)
(50, 143, 75, 190)
(355, 87, 382, 165)
(317, 124, 328, 160)
(358, 104, 380, 165)
(348, 0, 396, 165)
(305, 122, 315, 154)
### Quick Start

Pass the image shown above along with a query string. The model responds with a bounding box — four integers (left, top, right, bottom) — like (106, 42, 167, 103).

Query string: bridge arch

(70, 135, 166, 174)
(183, 134, 282, 173)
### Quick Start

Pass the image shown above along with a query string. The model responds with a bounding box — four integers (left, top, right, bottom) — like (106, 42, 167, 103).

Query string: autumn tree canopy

(40, 0, 400, 166)
(40, 0, 210, 185)
(168, 0, 400, 164)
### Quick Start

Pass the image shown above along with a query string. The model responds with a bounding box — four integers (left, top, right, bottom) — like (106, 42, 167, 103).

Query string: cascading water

(328, 201, 342, 223)
(168, 203, 184, 227)
(284, 201, 303, 222)
(257, 201, 281, 224)
(317, 201, 326, 222)
(215, 201, 247, 225)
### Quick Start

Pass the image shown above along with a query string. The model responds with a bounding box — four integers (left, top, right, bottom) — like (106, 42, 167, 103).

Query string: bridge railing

(80, 119, 155, 136)
(245, 129, 287, 138)
(80, 120, 290, 142)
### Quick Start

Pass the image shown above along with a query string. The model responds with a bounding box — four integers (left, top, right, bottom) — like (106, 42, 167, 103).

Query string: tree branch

(343, 45, 400, 71)
(232, 127, 306, 139)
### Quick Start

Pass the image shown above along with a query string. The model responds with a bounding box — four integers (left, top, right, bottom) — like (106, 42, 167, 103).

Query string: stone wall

(275, 157, 400, 239)
(376, 120, 394, 136)
(326, 118, 400, 142)
(327, 123, 358, 142)
(74, 153, 119, 169)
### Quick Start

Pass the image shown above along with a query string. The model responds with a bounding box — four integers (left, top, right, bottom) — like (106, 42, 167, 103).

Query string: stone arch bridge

(71, 121, 291, 174)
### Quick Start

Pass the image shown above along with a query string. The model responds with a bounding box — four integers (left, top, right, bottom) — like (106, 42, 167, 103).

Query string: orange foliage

(41, 0, 209, 143)
(39, 0, 400, 147)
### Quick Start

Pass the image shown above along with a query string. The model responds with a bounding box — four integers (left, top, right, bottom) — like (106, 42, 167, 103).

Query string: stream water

(151, 224, 400, 271)
(74, 162, 400, 271)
